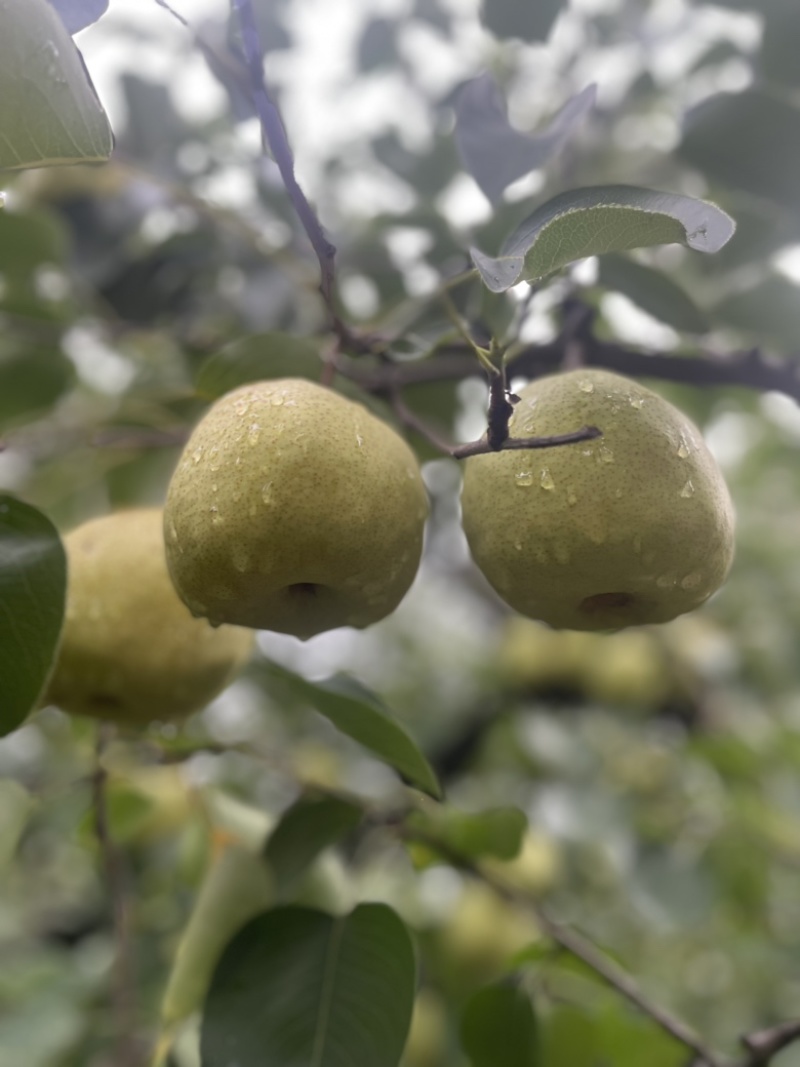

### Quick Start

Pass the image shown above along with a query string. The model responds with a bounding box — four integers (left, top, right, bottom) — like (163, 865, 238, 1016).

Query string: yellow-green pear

(164, 377, 429, 638)
(461, 369, 735, 630)
(45, 508, 254, 725)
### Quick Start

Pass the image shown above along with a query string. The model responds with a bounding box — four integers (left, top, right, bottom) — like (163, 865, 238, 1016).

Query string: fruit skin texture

(164, 378, 429, 638)
(461, 369, 735, 630)
(45, 509, 254, 725)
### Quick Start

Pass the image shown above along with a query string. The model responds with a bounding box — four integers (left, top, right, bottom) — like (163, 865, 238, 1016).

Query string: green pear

(163, 378, 429, 638)
(461, 369, 735, 630)
(45, 508, 254, 725)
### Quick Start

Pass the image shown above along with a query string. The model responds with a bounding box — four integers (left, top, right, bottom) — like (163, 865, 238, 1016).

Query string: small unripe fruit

(45, 508, 253, 725)
(164, 378, 429, 638)
(461, 369, 735, 630)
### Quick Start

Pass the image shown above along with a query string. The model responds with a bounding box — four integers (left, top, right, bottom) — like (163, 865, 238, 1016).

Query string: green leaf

(597, 255, 709, 333)
(461, 981, 540, 1067)
(480, 0, 562, 42)
(679, 90, 800, 211)
(263, 662, 442, 799)
(201, 904, 416, 1067)
(195, 332, 323, 400)
(0, 497, 66, 736)
(471, 185, 735, 293)
(0, 0, 113, 170)
(264, 793, 363, 893)
(409, 805, 528, 861)
(456, 75, 596, 203)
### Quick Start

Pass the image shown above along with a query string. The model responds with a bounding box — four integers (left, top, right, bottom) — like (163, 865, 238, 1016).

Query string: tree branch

(740, 1020, 800, 1066)
(94, 725, 140, 1067)
(401, 826, 729, 1067)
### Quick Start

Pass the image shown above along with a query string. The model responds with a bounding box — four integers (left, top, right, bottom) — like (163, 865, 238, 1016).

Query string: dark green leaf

(471, 185, 735, 292)
(264, 793, 363, 893)
(0, 342, 75, 425)
(196, 332, 323, 399)
(456, 75, 596, 203)
(201, 904, 416, 1067)
(480, 0, 562, 42)
(0, 0, 112, 170)
(0, 497, 66, 736)
(679, 90, 800, 210)
(409, 805, 528, 861)
(597, 255, 709, 333)
(461, 981, 540, 1067)
(48, 0, 109, 34)
(263, 663, 442, 799)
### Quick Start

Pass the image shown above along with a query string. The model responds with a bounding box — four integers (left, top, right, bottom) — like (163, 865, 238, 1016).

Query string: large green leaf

(195, 332, 324, 399)
(471, 186, 735, 293)
(461, 981, 540, 1067)
(0, 497, 66, 736)
(597, 255, 709, 333)
(679, 90, 800, 211)
(263, 662, 442, 799)
(264, 793, 363, 893)
(0, 0, 113, 170)
(201, 904, 416, 1067)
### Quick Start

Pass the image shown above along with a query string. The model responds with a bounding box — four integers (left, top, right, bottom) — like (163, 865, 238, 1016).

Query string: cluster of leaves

(4, 1, 800, 1066)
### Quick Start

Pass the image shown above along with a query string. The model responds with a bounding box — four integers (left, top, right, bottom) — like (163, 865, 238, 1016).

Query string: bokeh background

(3, 0, 800, 1064)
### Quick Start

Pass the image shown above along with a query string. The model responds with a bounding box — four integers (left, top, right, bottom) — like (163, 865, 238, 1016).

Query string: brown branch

(93, 725, 140, 1067)
(741, 1020, 800, 1066)
(400, 826, 729, 1067)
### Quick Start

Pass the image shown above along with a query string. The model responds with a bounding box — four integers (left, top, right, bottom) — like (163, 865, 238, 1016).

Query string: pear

(163, 378, 429, 638)
(461, 369, 735, 630)
(45, 508, 254, 725)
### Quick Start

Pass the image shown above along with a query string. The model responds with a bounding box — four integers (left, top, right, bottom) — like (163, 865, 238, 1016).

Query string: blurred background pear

(45, 509, 254, 725)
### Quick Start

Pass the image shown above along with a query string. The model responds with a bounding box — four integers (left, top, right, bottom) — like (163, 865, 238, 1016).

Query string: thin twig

(231, 0, 341, 326)
(94, 724, 140, 1067)
(400, 826, 729, 1067)
(741, 1020, 800, 1066)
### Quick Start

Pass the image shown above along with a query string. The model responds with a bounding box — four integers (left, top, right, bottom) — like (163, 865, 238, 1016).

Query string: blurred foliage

(4, 0, 800, 1065)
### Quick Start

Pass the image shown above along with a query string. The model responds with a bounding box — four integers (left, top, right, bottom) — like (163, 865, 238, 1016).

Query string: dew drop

(247, 423, 262, 446)
(192, 447, 203, 464)
(656, 574, 676, 589)
(514, 541, 523, 551)
(677, 436, 691, 459)
(209, 505, 223, 526)
(356, 432, 364, 448)
(211, 483, 218, 494)
(261, 482, 273, 505)
(208, 446, 221, 472)
(578, 379, 594, 394)
(629, 395, 644, 410)
(680, 480, 695, 498)
(234, 397, 251, 417)
(540, 468, 555, 491)
(271, 393, 285, 407)
(680, 572, 703, 590)
(515, 471, 534, 488)
(567, 488, 578, 506)
(598, 446, 614, 464)
(521, 418, 537, 434)
(168, 521, 179, 543)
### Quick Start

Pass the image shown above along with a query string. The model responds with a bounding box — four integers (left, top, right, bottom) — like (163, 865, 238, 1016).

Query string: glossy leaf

(0, 0, 113, 170)
(598, 255, 709, 333)
(480, 0, 562, 42)
(471, 185, 735, 293)
(409, 805, 528, 861)
(263, 662, 442, 799)
(201, 904, 416, 1067)
(679, 90, 800, 210)
(48, 0, 109, 34)
(195, 332, 323, 399)
(461, 981, 540, 1067)
(264, 793, 363, 893)
(456, 76, 596, 203)
(0, 497, 66, 736)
